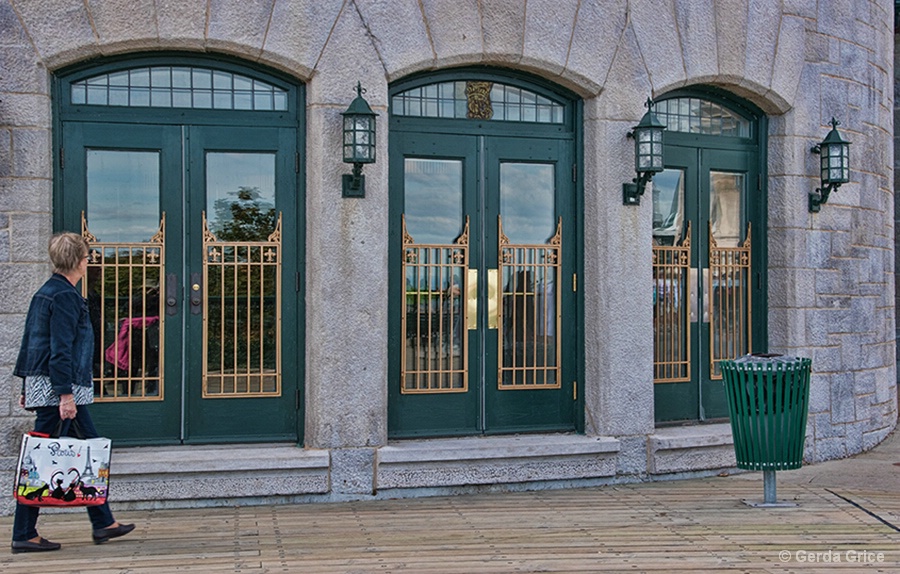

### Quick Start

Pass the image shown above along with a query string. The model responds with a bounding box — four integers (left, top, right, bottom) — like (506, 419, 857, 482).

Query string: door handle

(702, 267, 710, 323)
(190, 272, 202, 315)
(689, 268, 710, 323)
(165, 273, 179, 316)
(487, 269, 499, 330)
(689, 268, 698, 323)
(466, 269, 478, 330)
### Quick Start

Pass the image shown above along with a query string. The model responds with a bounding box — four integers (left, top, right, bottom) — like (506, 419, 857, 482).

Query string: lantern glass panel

(651, 144, 663, 169)
(634, 127, 664, 173)
(820, 143, 849, 184)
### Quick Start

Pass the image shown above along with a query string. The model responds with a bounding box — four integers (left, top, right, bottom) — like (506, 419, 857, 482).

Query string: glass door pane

(498, 162, 560, 390)
(402, 158, 467, 393)
(710, 172, 744, 247)
(700, 152, 751, 420)
(86, 150, 163, 400)
(652, 168, 690, 383)
(707, 170, 750, 378)
(652, 169, 685, 246)
(203, 152, 280, 398)
(87, 150, 161, 242)
(652, 146, 699, 423)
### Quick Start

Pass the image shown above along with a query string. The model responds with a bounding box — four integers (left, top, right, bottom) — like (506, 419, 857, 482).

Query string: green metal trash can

(720, 354, 812, 471)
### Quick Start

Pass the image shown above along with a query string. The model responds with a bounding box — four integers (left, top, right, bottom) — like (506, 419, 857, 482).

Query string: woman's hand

(58, 394, 77, 420)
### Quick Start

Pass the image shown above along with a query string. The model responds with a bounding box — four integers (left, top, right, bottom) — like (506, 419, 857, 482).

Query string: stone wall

(0, 1, 896, 493)
(894, 5, 900, 388)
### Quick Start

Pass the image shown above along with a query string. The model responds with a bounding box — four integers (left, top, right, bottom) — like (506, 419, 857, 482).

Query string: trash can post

(720, 355, 812, 508)
(763, 470, 777, 504)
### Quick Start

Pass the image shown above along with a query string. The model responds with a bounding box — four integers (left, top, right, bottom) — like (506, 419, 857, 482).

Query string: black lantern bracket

(809, 117, 851, 213)
(622, 170, 654, 206)
(343, 165, 365, 198)
(623, 97, 667, 206)
(807, 164, 838, 213)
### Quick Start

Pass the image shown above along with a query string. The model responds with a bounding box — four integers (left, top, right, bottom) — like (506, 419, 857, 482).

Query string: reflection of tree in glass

(206, 262, 278, 381)
(211, 186, 275, 241)
(206, 187, 279, 384)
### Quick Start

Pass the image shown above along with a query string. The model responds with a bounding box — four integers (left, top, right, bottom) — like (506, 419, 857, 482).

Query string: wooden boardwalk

(2, 475, 898, 573)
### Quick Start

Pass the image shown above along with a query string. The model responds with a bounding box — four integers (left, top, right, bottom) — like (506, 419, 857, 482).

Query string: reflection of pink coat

(104, 317, 159, 371)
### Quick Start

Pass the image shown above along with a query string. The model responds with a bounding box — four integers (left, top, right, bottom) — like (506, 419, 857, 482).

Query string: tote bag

(14, 429, 111, 507)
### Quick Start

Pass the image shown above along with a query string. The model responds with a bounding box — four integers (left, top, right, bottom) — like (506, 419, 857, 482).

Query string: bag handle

(52, 418, 85, 439)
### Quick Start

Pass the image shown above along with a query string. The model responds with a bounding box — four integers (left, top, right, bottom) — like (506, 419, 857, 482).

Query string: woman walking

(11, 232, 134, 553)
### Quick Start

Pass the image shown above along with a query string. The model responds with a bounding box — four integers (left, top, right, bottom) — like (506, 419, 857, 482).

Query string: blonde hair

(49, 232, 89, 274)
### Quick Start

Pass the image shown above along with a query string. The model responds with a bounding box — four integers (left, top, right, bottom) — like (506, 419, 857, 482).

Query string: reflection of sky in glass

(652, 169, 684, 236)
(500, 163, 554, 244)
(206, 153, 275, 228)
(710, 171, 743, 247)
(87, 150, 160, 242)
(404, 159, 462, 244)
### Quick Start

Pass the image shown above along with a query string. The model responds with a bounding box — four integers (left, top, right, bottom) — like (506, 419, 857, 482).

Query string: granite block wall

(0, 0, 895, 502)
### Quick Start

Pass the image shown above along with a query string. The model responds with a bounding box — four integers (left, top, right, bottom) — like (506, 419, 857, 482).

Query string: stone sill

(648, 422, 737, 475)
(378, 433, 621, 463)
(376, 434, 621, 490)
(111, 443, 330, 475)
(649, 422, 735, 450)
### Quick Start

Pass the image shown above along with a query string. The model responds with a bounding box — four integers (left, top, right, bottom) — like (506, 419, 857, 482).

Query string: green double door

(389, 132, 577, 437)
(652, 144, 760, 422)
(60, 121, 299, 444)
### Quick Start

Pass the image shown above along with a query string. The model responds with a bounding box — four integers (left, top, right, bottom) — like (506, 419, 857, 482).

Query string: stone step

(109, 443, 330, 509)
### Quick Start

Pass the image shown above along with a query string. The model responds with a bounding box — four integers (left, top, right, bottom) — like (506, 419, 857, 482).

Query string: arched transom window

(392, 80, 565, 123)
(70, 66, 289, 111)
(654, 97, 750, 137)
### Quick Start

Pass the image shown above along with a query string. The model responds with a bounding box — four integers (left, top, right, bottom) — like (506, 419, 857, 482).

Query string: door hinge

(295, 388, 301, 411)
(572, 273, 577, 292)
(59, 147, 64, 170)
(296, 271, 301, 292)
(294, 152, 300, 174)
(573, 380, 577, 401)
(572, 162, 577, 183)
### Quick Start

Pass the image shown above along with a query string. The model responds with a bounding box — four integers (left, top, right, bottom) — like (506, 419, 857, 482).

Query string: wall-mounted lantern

(809, 117, 850, 212)
(623, 98, 667, 206)
(342, 82, 378, 198)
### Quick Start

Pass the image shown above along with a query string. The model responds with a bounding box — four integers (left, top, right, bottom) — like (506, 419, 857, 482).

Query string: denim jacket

(14, 273, 94, 398)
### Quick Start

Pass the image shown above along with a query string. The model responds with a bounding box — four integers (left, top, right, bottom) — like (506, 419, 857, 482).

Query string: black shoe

(92, 523, 135, 545)
(11, 537, 61, 553)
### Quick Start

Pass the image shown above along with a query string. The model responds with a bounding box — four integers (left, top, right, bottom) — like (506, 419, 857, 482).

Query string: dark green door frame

(653, 87, 768, 424)
(53, 53, 305, 445)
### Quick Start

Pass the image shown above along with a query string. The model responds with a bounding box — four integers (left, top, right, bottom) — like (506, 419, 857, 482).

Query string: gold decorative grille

(653, 222, 691, 383)
(401, 215, 468, 394)
(83, 212, 164, 402)
(465, 81, 494, 119)
(203, 211, 281, 398)
(709, 222, 752, 379)
(498, 217, 562, 390)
